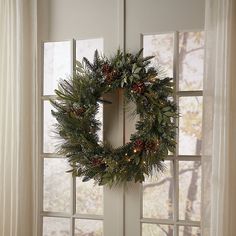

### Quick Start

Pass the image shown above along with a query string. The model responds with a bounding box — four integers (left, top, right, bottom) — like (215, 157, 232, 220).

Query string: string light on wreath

(50, 49, 178, 186)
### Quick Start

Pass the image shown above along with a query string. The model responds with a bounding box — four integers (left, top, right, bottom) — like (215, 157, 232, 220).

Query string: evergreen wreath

(51, 49, 178, 186)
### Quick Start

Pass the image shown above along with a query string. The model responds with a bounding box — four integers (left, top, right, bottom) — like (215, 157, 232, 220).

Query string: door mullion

(70, 38, 76, 236)
(173, 31, 180, 236)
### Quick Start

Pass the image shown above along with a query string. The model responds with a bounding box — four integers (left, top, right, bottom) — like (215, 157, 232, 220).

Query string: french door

(39, 1, 204, 235)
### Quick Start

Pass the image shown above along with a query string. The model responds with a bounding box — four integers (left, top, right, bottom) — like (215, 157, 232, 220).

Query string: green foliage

(50, 49, 178, 186)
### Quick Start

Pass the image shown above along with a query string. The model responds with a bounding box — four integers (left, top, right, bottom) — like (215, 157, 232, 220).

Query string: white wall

(126, 0, 205, 50)
(38, 0, 205, 52)
(38, 0, 122, 54)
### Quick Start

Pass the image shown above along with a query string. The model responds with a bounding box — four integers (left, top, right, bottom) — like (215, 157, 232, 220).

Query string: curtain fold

(202, 0, 236, 235)
(0, 0, 38, 236)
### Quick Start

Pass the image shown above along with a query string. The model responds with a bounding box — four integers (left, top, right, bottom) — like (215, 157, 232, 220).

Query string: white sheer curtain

(202, 0, 236, 235)
(0, 0, 38, 236)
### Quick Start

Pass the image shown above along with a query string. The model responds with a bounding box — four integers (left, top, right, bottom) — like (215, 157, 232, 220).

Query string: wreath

(51, 49, 177, 186)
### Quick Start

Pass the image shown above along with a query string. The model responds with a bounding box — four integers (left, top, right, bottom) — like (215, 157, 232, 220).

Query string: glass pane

(43, 217, 70, 236)
(43, 101, 61, 153)
(76, 38, 104, 141)
(143, 33, 174, 77)
(179, 161, 201, 221)
(179, 31, 204, 91)
(76, 38, 103, 62)
(43, 41, 71, 95)
(179, 96, 202, 155)
(179, 226, 201, 236)
(142, 224, 173, 236)
(76, 178, 103, 215)
(74, 219, 103, 236)
(43, 158, 71, 212)
(143, 161, 173, 219)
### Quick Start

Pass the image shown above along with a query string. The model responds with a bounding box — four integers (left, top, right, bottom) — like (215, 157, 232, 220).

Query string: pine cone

(102, 63, 112, 75)
(145, 140, 157, 151)
(102, 63, 120, 83)
(132, 82, 145, 94)
(92, 158, 103, 166)
(133, 139, 145, 152)
(74, 107, 86, 117)
(105, 73, 114, 83)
